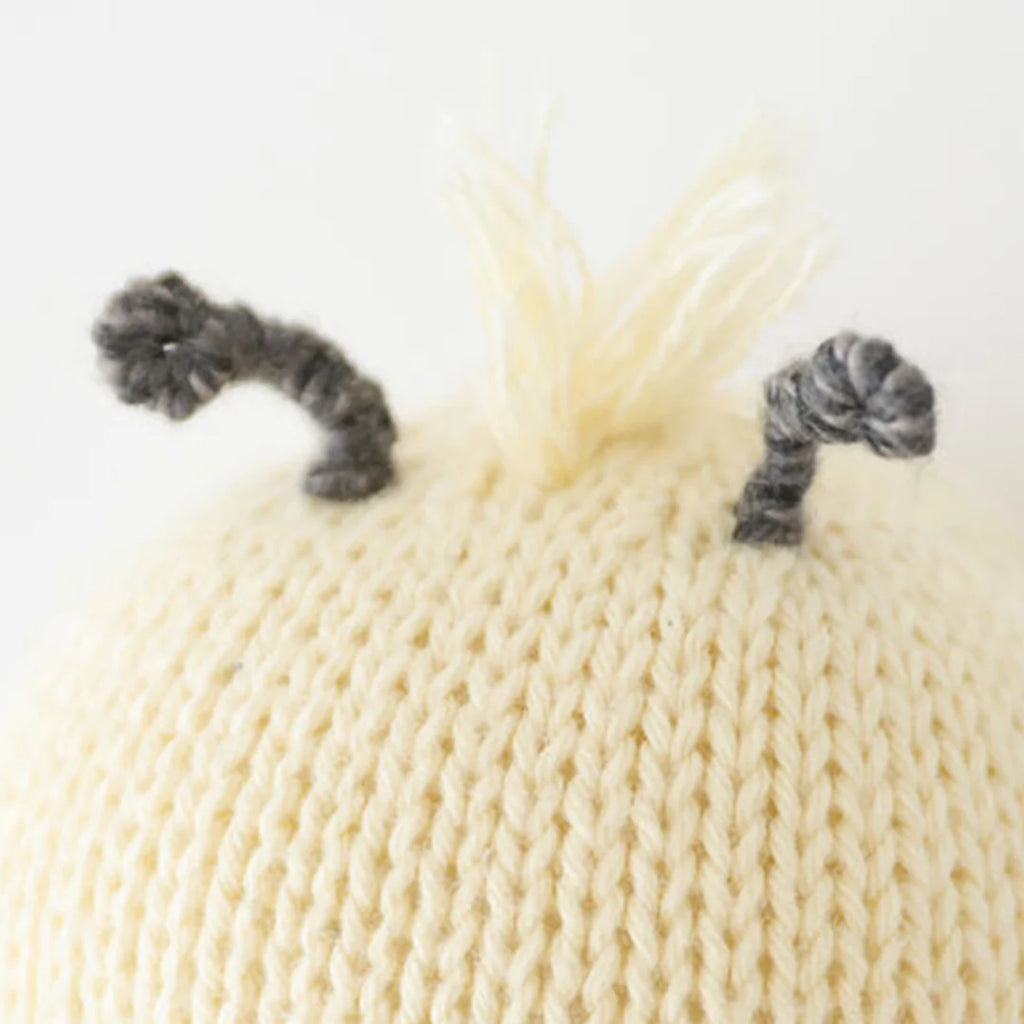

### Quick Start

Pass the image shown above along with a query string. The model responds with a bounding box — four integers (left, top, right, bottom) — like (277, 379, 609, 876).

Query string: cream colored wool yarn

(2, 120, 1024, 1023)
(3, 407, 1024, 1023)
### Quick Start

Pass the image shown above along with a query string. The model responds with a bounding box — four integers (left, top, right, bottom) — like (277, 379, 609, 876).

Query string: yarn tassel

(444, 114, 824, 485)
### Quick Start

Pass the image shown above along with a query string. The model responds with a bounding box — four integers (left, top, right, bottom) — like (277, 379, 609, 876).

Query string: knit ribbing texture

(1, 405, 1023, 1022)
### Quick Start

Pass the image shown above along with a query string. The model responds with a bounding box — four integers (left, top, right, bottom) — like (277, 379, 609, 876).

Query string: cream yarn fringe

(443, 112, 823, 485)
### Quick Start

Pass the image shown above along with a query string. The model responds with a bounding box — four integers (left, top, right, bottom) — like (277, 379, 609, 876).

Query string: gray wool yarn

(733, 331, 936, 546)
(93, 272, 396, 501)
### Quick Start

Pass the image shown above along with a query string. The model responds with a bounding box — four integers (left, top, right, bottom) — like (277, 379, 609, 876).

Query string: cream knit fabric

(2, 404, 1024, 1022)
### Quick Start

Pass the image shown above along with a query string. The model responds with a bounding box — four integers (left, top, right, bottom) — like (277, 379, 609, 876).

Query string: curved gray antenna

(734, 332, 936, 545)
(93, 272, 396, 500)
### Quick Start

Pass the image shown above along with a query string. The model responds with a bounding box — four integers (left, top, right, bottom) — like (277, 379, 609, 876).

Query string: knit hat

(2, 119, 1022, 1023)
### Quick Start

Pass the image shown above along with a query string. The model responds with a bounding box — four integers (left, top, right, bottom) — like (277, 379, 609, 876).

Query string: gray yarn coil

(93, 272, 396, 501)
(734, 331, 936, 546)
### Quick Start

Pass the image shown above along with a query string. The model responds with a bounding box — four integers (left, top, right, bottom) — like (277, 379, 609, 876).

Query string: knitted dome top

(3, 405, 1024, 1022)
(2, 116, 1024, 1023)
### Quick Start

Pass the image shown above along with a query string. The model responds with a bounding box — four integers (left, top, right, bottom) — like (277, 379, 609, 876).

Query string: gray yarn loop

(93, 272, 396, 500)
(734, 331, 936, 546)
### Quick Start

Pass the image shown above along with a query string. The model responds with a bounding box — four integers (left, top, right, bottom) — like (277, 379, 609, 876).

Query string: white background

(1, 1, 1022, 691)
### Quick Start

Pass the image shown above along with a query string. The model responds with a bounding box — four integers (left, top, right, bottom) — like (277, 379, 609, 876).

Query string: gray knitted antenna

(734, 332, 936, 546)
(93, 272, 396, 500)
